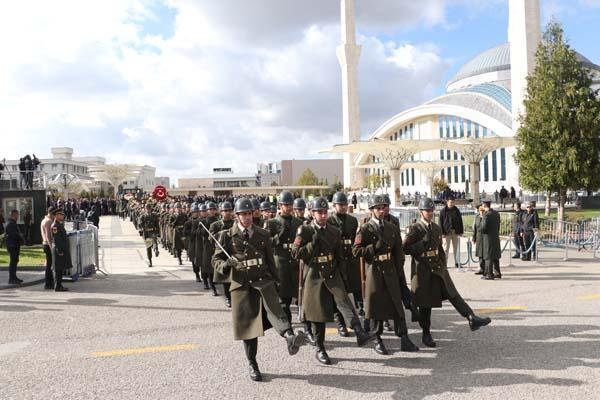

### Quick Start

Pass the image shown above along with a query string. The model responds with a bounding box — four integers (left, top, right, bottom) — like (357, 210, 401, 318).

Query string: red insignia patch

(294, 237, 302, 246)
(354, 233, 362, 245)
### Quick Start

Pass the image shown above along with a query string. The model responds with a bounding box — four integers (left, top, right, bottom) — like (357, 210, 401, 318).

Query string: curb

(0, 277, 46, 290)
(0, 266, 45, 272)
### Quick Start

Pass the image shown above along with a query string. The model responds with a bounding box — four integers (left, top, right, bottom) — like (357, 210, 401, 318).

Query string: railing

(65, 223, 99, 279)
(0, 170, 47, 190)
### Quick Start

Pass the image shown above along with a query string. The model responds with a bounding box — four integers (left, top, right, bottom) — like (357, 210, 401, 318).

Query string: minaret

(337, 0, 363, 189)
(509, 0, 541, 132)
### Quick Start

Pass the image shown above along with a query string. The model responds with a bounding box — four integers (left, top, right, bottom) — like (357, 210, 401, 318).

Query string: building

(257, 162, 281, 187)
(280, 159, 344, 186)
(178, 168, 259, 195)
(351, 0, 600, 197)
(154, 176, 170, 188)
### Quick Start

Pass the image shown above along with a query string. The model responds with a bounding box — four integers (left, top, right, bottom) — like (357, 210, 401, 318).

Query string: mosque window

(439, 116, 443, 138)
(401, 173, 404, 186)
(447, 167, 452, 182)
(459, 118, 464, 137)
(410, 123, 414, 139)
(500, 148, 506, 180)
(461, 165, 466, 182)
(492, 150, 498, 181)
(466, 120, 472, 137)
(454, 166, 459, 183)
(483, 155, 489, 182)
(411, 169, 415, 186)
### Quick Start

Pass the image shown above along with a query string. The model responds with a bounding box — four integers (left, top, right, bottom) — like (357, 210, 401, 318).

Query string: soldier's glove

(223, 258, 240, 274)
(375, 239, 386, 251)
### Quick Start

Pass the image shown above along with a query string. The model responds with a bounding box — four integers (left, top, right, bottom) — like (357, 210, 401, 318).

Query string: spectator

(510, 186, 516, 199)
(494, 190, 499, 204)
(23, 208, 32, 245)
(40, 207, 56, 289)
(351, 193, 358, 210)
(87, 205, 100, 228)
(511, 202, 525, 259)
(439, 196, 464, 269)
(5, 209, 24, 285)
(520, 201, 539, 261)
(499, 186, 508, 208)
(480, 201, 501, 279)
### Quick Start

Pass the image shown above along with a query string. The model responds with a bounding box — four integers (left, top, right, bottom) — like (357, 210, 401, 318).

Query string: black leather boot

(284, 330, 306, 355)
(468, 314, 492, 331)
(248, 361, 262, 382)
(374, 336, 388, 355)
(400, 334, 419, 352)
(316, 348, 331, 365)
(352, 322, 374, 347)
(422, 331, 436, 348)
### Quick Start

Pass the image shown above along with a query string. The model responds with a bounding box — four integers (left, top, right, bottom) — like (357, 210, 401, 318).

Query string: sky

(2, 0, 600, 182)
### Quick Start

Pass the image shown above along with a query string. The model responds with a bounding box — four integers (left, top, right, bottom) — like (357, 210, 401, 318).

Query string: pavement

(0, 268, 46, 290)
(1, 215, 600, 399)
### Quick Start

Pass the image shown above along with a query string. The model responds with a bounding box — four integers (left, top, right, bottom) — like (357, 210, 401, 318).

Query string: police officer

(327, 191, 363, 336)
(185, 204, 201, 280)
(293, 198, 307, 222)
(51, 209, 70, 292)
(292, 197, 373, 365)
(521, 201, 538, 261)
(403, 198, 491, 348)
(212, 198, 306, 382)
(140, 204, 160, 267)
(264, 191, 302, 323)
(353, 194, 419, 355)
(210, 201, 235, 307)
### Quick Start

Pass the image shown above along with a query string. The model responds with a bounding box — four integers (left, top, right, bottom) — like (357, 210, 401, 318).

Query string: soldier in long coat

(352, 194, 419, 355)
(327, 191, 363, 337)
(212, 198, 306, 382)
(480, 201, 502, 279)
(210, 201, 235, 307)
(403, 198, 491, 348)
(292, 197, 372, 365)
(170, 203, 187, 265)
(185, 204, 201, 281)
(472, 206, 485, 275)
(200, 202, 219, 295)
(139, 204, 160, 267)
(264, 191, 302, 323)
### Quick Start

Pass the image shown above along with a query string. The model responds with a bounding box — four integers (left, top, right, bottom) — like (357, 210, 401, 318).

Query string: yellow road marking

(577, 294, 600, 301)
(91, 344, 199, 358)
(474, 306, 527, 313)
(325, 327, 339, 335)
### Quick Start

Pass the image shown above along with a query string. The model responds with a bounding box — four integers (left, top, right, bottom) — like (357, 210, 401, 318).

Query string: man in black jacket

(438, 196, 464, 269)
(5, 209, 24, 284)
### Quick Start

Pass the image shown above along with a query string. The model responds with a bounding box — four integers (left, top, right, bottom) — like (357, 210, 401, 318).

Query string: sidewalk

(0, 268, 46, 290)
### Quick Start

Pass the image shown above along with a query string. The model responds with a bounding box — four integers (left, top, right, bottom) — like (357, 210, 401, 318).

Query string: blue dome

(448, 43, 600, 87)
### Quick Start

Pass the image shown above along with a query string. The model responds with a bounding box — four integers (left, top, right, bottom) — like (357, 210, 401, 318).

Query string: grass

(545, 209, 600, 222)
(0, 246, 46, 267)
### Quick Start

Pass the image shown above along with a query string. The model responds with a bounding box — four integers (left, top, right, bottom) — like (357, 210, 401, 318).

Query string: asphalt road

(1, 216, 599, 400)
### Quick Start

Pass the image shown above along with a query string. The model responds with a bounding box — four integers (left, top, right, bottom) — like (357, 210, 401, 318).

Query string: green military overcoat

(210, 218, 234, 283)
(264, 214, 303, 299)
(480, 209, 502, 260)
(327, 212, 361, 294)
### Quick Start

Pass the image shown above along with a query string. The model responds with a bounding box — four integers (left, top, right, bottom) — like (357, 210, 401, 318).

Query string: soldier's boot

(363, 318, 371, 333)
(194, 272, 201, 282)
(374, 335, 389, 355)
(243, 339, 262, 382)
(202, 273, 210, 290)
(422, 329, 437, 348)
(395, 318, 419, 352)
(468, 314, 492, 331)
(351, 321, 374, 347)
(383, 320, 393, 332)
(223, 283, 232, 308)
(210, 277, 219, 296)
(178, 254, 183, 265)
(419, 307, 436, 347)
(146, 248, 153, 268)
(305, 322, 317, 346)
(316, 347, 331, 365)
(334, 313, 349, 337)
(284, 329, 306, 356)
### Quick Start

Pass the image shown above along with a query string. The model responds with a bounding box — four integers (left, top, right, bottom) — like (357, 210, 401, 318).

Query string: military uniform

(139, 207, 160, 267)
(171, 207, 187, 265)
(185, 205, 201, 281)
(212, 198, 305, 382)
(210, 212, 235, 306)
(51, 214, 71, 291)
(200, 204, 219, 295)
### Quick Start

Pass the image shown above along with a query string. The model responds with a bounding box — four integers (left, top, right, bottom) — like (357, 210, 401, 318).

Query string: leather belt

(376, 253, 391, 261)
(280, 243, 292, 249)
(315, 255, 333, 263)
(244, 258, 263, 267)
(342, 239, 352, 245)
(422, 250, 438, 257)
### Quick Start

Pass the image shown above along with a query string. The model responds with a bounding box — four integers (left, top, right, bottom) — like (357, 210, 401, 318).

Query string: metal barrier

(65, 224, 99, 279)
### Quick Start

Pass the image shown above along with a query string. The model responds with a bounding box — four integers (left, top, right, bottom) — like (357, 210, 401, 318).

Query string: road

(1, 215, 599, 399)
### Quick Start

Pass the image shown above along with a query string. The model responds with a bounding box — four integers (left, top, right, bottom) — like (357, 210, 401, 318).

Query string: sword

(297, 259, 304, 321)
(196, 218, 233, 260)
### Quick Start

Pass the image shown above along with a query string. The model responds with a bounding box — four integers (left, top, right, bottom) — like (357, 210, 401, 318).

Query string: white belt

(376, 253, 391, 261)
(280, 243, 292, 249)
(343, 239, 352, 245)
(316, 255, 333, 263)
(423, 250, 438, 257)
(244, 258, 263, 267)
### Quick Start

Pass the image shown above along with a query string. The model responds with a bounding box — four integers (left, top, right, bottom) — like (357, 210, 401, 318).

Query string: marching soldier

(201, 202, 219, 295)
(210, 201, 236, 307)
(327, 191, 363, 337)
(185, 204, 201, 281)
(403, 198, 491, 348)
(352, 194, 419, 355)
(251, 198, 262, 226)
(264, 191, 302, 323)
(139, 204, 160, 267)
(292, 197, 373, 365)
(212, 198, 306, 382)
(171, 203, 187, 265)
(51, 208, 70, 292)
(293, 198, 307, 222)
(259, 201, 271, 224)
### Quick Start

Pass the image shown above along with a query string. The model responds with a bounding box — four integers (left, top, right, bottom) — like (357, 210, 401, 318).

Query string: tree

(515, 21, 600, 224)
(296, 168, 320, 196)
(432, 177, 448, 195)
(366, 173, 381, 191)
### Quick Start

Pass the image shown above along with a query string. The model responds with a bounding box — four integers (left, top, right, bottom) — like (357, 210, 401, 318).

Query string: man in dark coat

(185, 204, 200, 281)
(520, 201, 539, 261)
(403, 198, 491, 348)
(51, 209, 71, 291)
(480, 201, 502, 279)
(212, 198, 306, 382)
(139, 204, 160, 267)
(472, 206, 486, 275)
(200, 202, 219, 294)
(511, 202, 525, 259)
(353, 195, 419, 355)
(5, 210, 24, 284)
(171, 203, 188, 265)
(292, 197, 372, 365)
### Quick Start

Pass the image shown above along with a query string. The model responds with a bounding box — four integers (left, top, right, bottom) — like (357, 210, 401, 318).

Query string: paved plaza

(1, 215, 600, 399)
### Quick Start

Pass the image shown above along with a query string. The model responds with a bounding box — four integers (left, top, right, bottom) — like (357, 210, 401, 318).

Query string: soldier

(382, 194, 400, 228)
(259, 201, 271, 224)
(327, 191, 363, 337)
(352, 194, 419, 355)
(269, 204, 277, 219)
(293, 198, 307, 222)
(210, 201, 235, 307)
(472, 205, 486, 275)
(185, 204, 201, 281)
(171, 203, 188, 265)
(520, 201, 538, 261)
(480, 200, 501, 280)
(403, 198, 491, 348)
(251, 198, 262, 226)
(51, 209, 71, 292)
(292, 197, 373, 365)
(201, 202, 219, 295)
(140, 204, 160, 267)
(212, 198, 306, 382)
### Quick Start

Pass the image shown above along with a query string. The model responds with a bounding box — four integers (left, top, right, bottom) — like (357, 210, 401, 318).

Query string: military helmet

(250, 198, 260, 211)
(270, 204, 277, 212)
(278, 191, 294, 205)
(368, 195, 387, 209)
(235, 198, 254, 214)
(174, 202, 181, 208)
(191, 204, 200, 212)
(199, 204, 208, 212)
(220, 201, 233, 211)
(332, 192, 348, 205)
(418, 197, 435, 211)
(310, 197, 329, 211)
(293, 198, 306, 209)
(382, 194, 391, 206)
(259, 201, 271, 211)
(145, 204, 152, 210)
(206, 201, 217, 210)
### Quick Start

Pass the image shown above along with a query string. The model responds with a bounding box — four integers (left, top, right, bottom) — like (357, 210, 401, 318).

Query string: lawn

(545, 209, 600, 221)
(0, 246, 46, 267)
